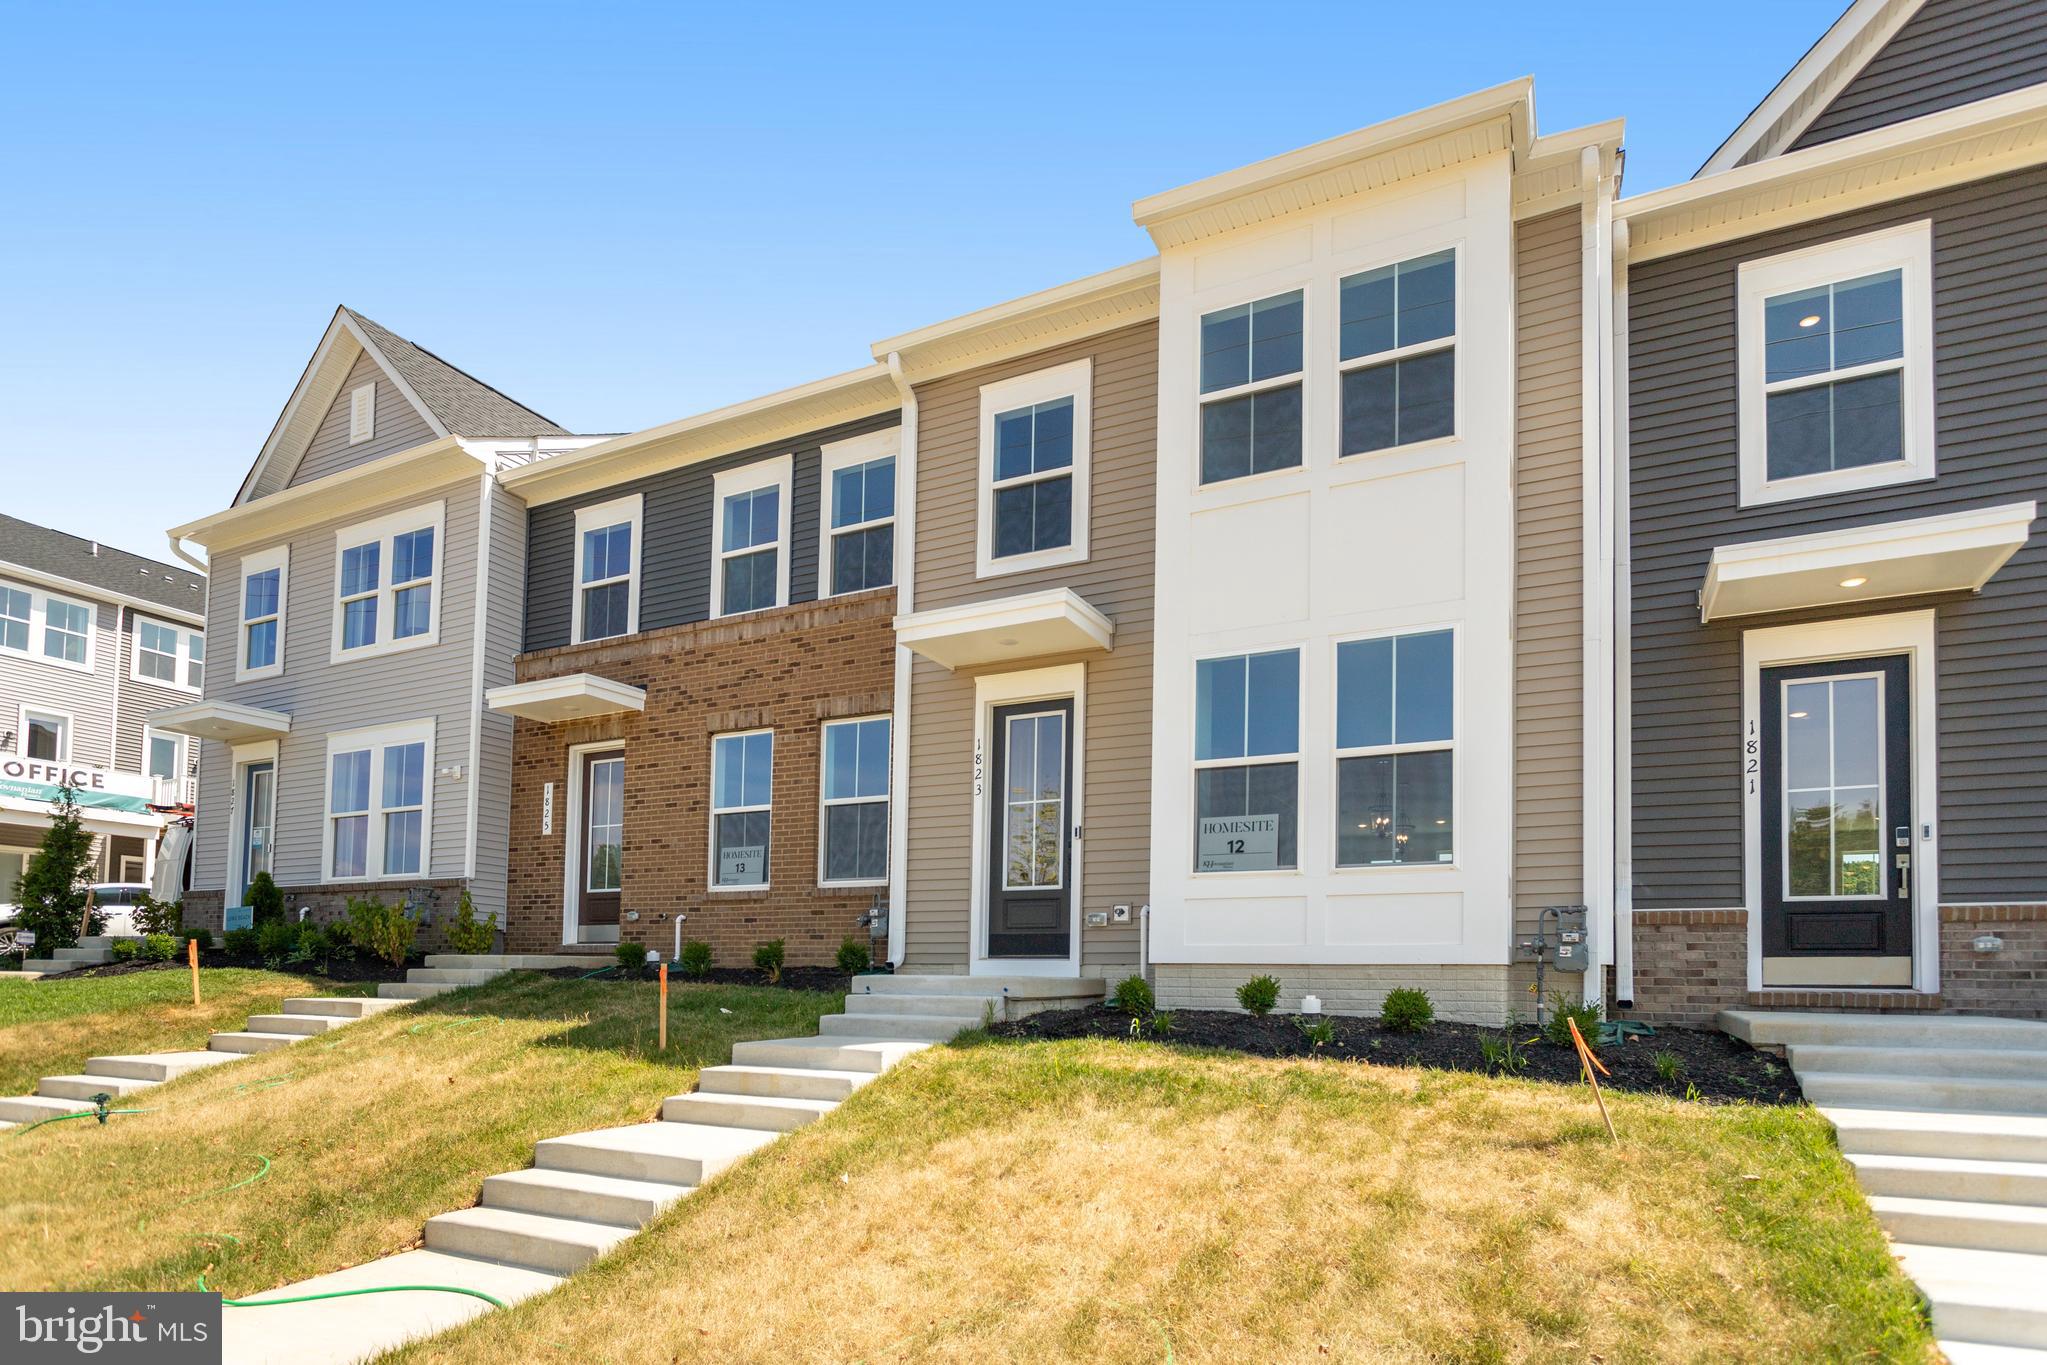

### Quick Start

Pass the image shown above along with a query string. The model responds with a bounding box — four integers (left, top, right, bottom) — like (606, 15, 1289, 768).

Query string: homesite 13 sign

(1196, 814, 1279, 872)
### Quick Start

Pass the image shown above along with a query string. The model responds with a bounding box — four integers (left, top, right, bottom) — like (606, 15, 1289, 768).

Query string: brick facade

(504, 589, 896, 967)
(1620, 905, 2047, 1025)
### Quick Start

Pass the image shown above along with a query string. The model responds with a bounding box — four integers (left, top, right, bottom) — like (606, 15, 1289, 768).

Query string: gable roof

(1698, 0, 1928, 176)
(0, 513, 206, 619)
(233, 307, 568, 505)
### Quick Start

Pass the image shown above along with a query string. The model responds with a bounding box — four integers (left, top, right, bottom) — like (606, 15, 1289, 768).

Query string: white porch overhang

(146, 700, 293, 743)
(894, 587, 1115, 671)
(485, 673, 647, 722)
(1701, 501, 2036, 623)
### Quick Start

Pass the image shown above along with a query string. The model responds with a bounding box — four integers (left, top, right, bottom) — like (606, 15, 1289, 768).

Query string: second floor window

(712, 458, 790, 617)
(239, 547, 286, 679)
(1199, 290, 1303, 484)
(134, 616, 203, 692)
(573, 494, 641, 643)
(331, 502, 443, 659)
(976, 358, 1092, 577)
(0, 580, 95, 671)
(0, 585, 28, 653)
(1339, 249, 1456, 456)
(827, 453, 895, 594)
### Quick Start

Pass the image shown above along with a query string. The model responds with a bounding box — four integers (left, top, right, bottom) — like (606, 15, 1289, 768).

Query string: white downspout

(884, 352, 917, 970)
(165, 535, 208, 576)
(1578, 145, 1618, 1009)
(463, 462, 497, 888)
(1611, 211, 1637, 1007)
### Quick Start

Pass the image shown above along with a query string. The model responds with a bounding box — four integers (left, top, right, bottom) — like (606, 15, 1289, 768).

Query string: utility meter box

(1550, 904, 1590, 974)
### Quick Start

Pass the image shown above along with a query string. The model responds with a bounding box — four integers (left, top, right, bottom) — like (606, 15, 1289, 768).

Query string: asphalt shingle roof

(345, 308, 569, 439)
(0, 514, 206, 616)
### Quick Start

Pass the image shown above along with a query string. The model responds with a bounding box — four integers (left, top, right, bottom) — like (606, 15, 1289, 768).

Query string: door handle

(1895, 852, 1911, 901)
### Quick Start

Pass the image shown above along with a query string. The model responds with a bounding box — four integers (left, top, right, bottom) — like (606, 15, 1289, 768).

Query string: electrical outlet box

(1111, 904, 1132, 924)
(1085, 910, 1109, 928)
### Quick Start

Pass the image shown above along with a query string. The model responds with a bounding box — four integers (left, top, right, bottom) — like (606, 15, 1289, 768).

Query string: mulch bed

(539, 964, 854, 994)
(991, 1005, 1801, 1105)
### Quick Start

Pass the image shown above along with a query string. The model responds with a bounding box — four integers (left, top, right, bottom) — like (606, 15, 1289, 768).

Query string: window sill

(1191, 461, 1307, 501)
(6, 649, 95, 675)
(1189, 867, 1302, 879)
(975, 543, 1088, 581)
(818, 878, 888, 891)
(235, 664, 285, 684)
(1738, 456, 1932, 509)
(1331, 860, 1460, 875)
(133, 677, 203, 696)
(322, 873, 431, 886)
(709, 883, 772, 895)
(1334, 430, 1461, 469)
(330, 631, 440, 665)
(712, 601, 788, 622)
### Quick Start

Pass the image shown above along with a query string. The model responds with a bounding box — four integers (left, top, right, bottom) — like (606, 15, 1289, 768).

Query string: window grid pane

(0, 587, 28, 652)
(1200, 291, 1304, 394)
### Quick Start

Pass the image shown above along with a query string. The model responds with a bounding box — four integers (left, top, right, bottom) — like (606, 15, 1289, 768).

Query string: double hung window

(824, 434, 895, 595)
(1338, 249, 1456, 455)
(978, 359, 1092, 576)
(573, 495, 641, 643)
(1199, 290, 1303, 484)
(332, 503, 443, 658)
(1334, 630, 1454, 866)
(325, 722, 432, 880)
(133, 615, 204, 692)
(820, 716, 890, 884)
(239, 547, 287, 679)
(1192, 649, 1300, 872)
(711, 730, 773, 887)
(712, 459, 790, 617)
(0, 580, 94, 671)
(23, 709, 69, 761)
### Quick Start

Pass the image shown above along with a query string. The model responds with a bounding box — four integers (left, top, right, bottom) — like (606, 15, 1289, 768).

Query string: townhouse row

(151, 0, 2047, 1023)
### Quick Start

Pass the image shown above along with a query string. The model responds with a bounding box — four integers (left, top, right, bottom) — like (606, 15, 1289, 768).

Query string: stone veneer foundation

(1154, 963, 1516, 1025)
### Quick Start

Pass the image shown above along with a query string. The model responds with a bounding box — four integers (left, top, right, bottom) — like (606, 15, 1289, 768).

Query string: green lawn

(0, 966, 378, 1095)
(0, 974, 834, 1300)
(394, 1034, 1935, 1365)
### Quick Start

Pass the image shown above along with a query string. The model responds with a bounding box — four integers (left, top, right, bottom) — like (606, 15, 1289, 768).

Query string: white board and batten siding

(1148, 157, 1519, 969)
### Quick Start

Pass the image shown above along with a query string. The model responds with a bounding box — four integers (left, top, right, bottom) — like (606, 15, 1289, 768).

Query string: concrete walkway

(1723, 1010, 2047, 1361)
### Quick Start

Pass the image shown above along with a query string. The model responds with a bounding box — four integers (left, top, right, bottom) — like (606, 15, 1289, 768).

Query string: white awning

(485, 673, 647, 722)
(894, 587, 1115, 671)
(1701, 501, 2035, 623)
(146, 700, 293, 743)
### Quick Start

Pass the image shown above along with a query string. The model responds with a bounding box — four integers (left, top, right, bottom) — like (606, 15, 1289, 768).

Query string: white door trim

(1741, 609, 1938, 994)
(970, 662, 1085, 977)
(227, 739, 279, 907)
(561, 740, 624, 947)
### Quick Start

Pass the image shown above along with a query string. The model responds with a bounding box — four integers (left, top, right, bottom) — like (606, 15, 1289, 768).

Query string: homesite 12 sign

(1196, 814, 1279, 872)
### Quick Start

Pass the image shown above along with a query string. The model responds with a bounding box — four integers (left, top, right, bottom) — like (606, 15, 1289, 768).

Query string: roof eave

(869, 258, 1161, 383)
(171, 436, 479, 553)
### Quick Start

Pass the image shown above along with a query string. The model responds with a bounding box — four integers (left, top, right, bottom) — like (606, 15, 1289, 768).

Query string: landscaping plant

(132, 892, 182, 937)
(615, 942, 646, 973)
(679, 940, 713, 978)
(1378, 987, 1435, 1033)
(1296, 1015, 1336, 1048)
(1235, 974, 1281, 1017)
(1653, 1049, 1684, 1083)
(247, 870, 286, 926)
(753, 938, 786, 984)
(1542, 991, 1604, 1049)
(836, 937, 872, 975)
(141, 932, 179, 963)
(1479, 1028, 1529, 1076)
(256, 918, 300, 964)
(1147, 1009, 1175, 1037)
(110, 938, 143, 962)
(442, 890, 496, 955)
(1112, 973, 1155, 1016)
(14, 786, 100, 952)
(345, 895, 416, 969)
(221, 927, 261, 960)
(182, 927, 212, 951)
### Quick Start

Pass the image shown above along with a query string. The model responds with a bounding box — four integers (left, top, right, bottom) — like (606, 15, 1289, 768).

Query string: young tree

(17, 786, 101, 951)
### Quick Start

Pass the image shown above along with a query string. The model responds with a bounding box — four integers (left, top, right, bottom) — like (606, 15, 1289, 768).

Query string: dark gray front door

(1760, 655, 1913, 960)
(987, 701, 1073, 959)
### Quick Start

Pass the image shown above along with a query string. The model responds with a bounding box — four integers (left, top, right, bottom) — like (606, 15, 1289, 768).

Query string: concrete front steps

(21, 934, 129, 976)
(830, 971, 1104, 1039)
(1722, 1010, 2047, 1358)
(0, 995, 406, 1129)
(375, 952, 606, 1002)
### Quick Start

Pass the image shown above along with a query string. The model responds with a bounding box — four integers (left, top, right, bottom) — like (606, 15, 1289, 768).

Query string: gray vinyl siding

(1792, 0, 2047, 152)
(521, 415, 900, 652)
(0, 593, 119, 769)
(115, 606, 206, 786)
(470, 479, 527, 915)
(1627, 165, 2047, 908)
(285, 351, 440, 490)
(1512, 211, 1585, 938)
(191, 472, 496, 905)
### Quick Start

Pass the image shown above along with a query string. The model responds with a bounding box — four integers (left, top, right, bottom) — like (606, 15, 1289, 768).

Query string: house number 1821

(1745, 720, 1758, 795)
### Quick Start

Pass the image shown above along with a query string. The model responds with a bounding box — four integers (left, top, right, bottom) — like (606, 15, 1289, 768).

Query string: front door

(578, 751, 624, 942)
(239, 761, 274, 902)
(1760, 654, 1913, 980)
(987, 701, 1074, 959)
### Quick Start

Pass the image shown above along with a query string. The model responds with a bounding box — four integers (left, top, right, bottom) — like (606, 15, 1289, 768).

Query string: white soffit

(894, 588, 1115, 671)
(1701, 501, 2035, 623)
(147, 700, 293, 743)
(485, 673, 647, 722)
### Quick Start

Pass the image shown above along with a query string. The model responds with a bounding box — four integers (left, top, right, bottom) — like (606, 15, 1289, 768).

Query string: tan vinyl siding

(286, 351, 439, 489)
(1512, 209, 1586, 964)
(905, 320, 1158, 974)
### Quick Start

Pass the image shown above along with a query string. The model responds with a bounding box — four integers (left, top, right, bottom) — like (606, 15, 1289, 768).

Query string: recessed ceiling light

(1839, 576, 1868, 588)
(999, 637, 1018, 646)
(1789, 711, 1809, 719)
(1799, 314, 1822, 328)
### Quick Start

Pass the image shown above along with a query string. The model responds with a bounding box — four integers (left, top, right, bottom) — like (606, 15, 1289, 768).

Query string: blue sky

(0, 0, 1843, 563)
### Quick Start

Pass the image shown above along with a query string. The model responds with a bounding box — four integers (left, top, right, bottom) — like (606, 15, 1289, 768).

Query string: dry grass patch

(0, 975, 831, 1297)
(394, 1037, 1931, 1365)
(0, 967, 376, 1095)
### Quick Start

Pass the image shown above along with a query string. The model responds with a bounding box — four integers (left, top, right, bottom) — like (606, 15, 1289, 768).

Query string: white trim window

(710, 457, 792, 617)
(132, 613, 204, 693)
(324, 721, 434, 881)
(710, 729, 773, 888)
(820, 715, 890, 885)
(331, 501, 445, 659)
(821, 431, 896, 596)
(977, 358, 1093, 576)
(1334, 628, 1455, 866)
(1737, 221, 1935, 506)
(143, 725, 189, 794)
(572, 493, 642, 643)
(1192, 648, 1300, 872)
(0, 579, 97, 672)
(238, 546, 287, 680)
(1198, 290, 1303, 484)
(1338, 248, 1457, 456)
(348, 381, 376, 444)
(21, 706, 71, 762)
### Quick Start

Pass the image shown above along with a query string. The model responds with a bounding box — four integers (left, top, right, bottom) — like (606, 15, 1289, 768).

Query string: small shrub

(133, 892, 182, 937)
(836, 937, 871, 975)
(345, 896, 416, 970)
(1112, 974, 1155, 1015)
(1480, 1030, 1528, 1076)
(614, 941, 646, 972)
(222, 927, 261, 960)
(256, 919, 300, 963)
(1379, 987, 1435, 1033)
(1148, 1009, 1175, 1037)
(1236, 974, 1281, 1017)
(141, 932, 179, 963)
(1543, 992, 1604, 1049)
(110, 938, 143, 962)
(753, 939, 786, 984)
(1296, 1015, 1336, 1048)
(442, 891, 496, 955)
(182, 927, 212, 951)
(1653, 1049, 1684, 1083)
(247, 871, 285, 926)
(678, 940, 713, 978)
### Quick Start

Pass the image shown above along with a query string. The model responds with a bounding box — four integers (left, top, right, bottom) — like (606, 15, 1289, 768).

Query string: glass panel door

(986, 700, 1074, 959)
(241, 761, 274, 896)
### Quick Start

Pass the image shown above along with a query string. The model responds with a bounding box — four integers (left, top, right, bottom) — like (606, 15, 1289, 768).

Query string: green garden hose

(3, 1106, 150, 1136)
(196, 1274, 507, 1310)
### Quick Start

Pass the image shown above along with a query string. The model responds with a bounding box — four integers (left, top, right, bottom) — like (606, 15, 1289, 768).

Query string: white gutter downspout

(1611, 212, 1637, 1008)
(883, 352, 917, 971)
(1579, 144, 1619, 1009)
(166, 535, 208, 576)
(463, 460, 497, 889)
